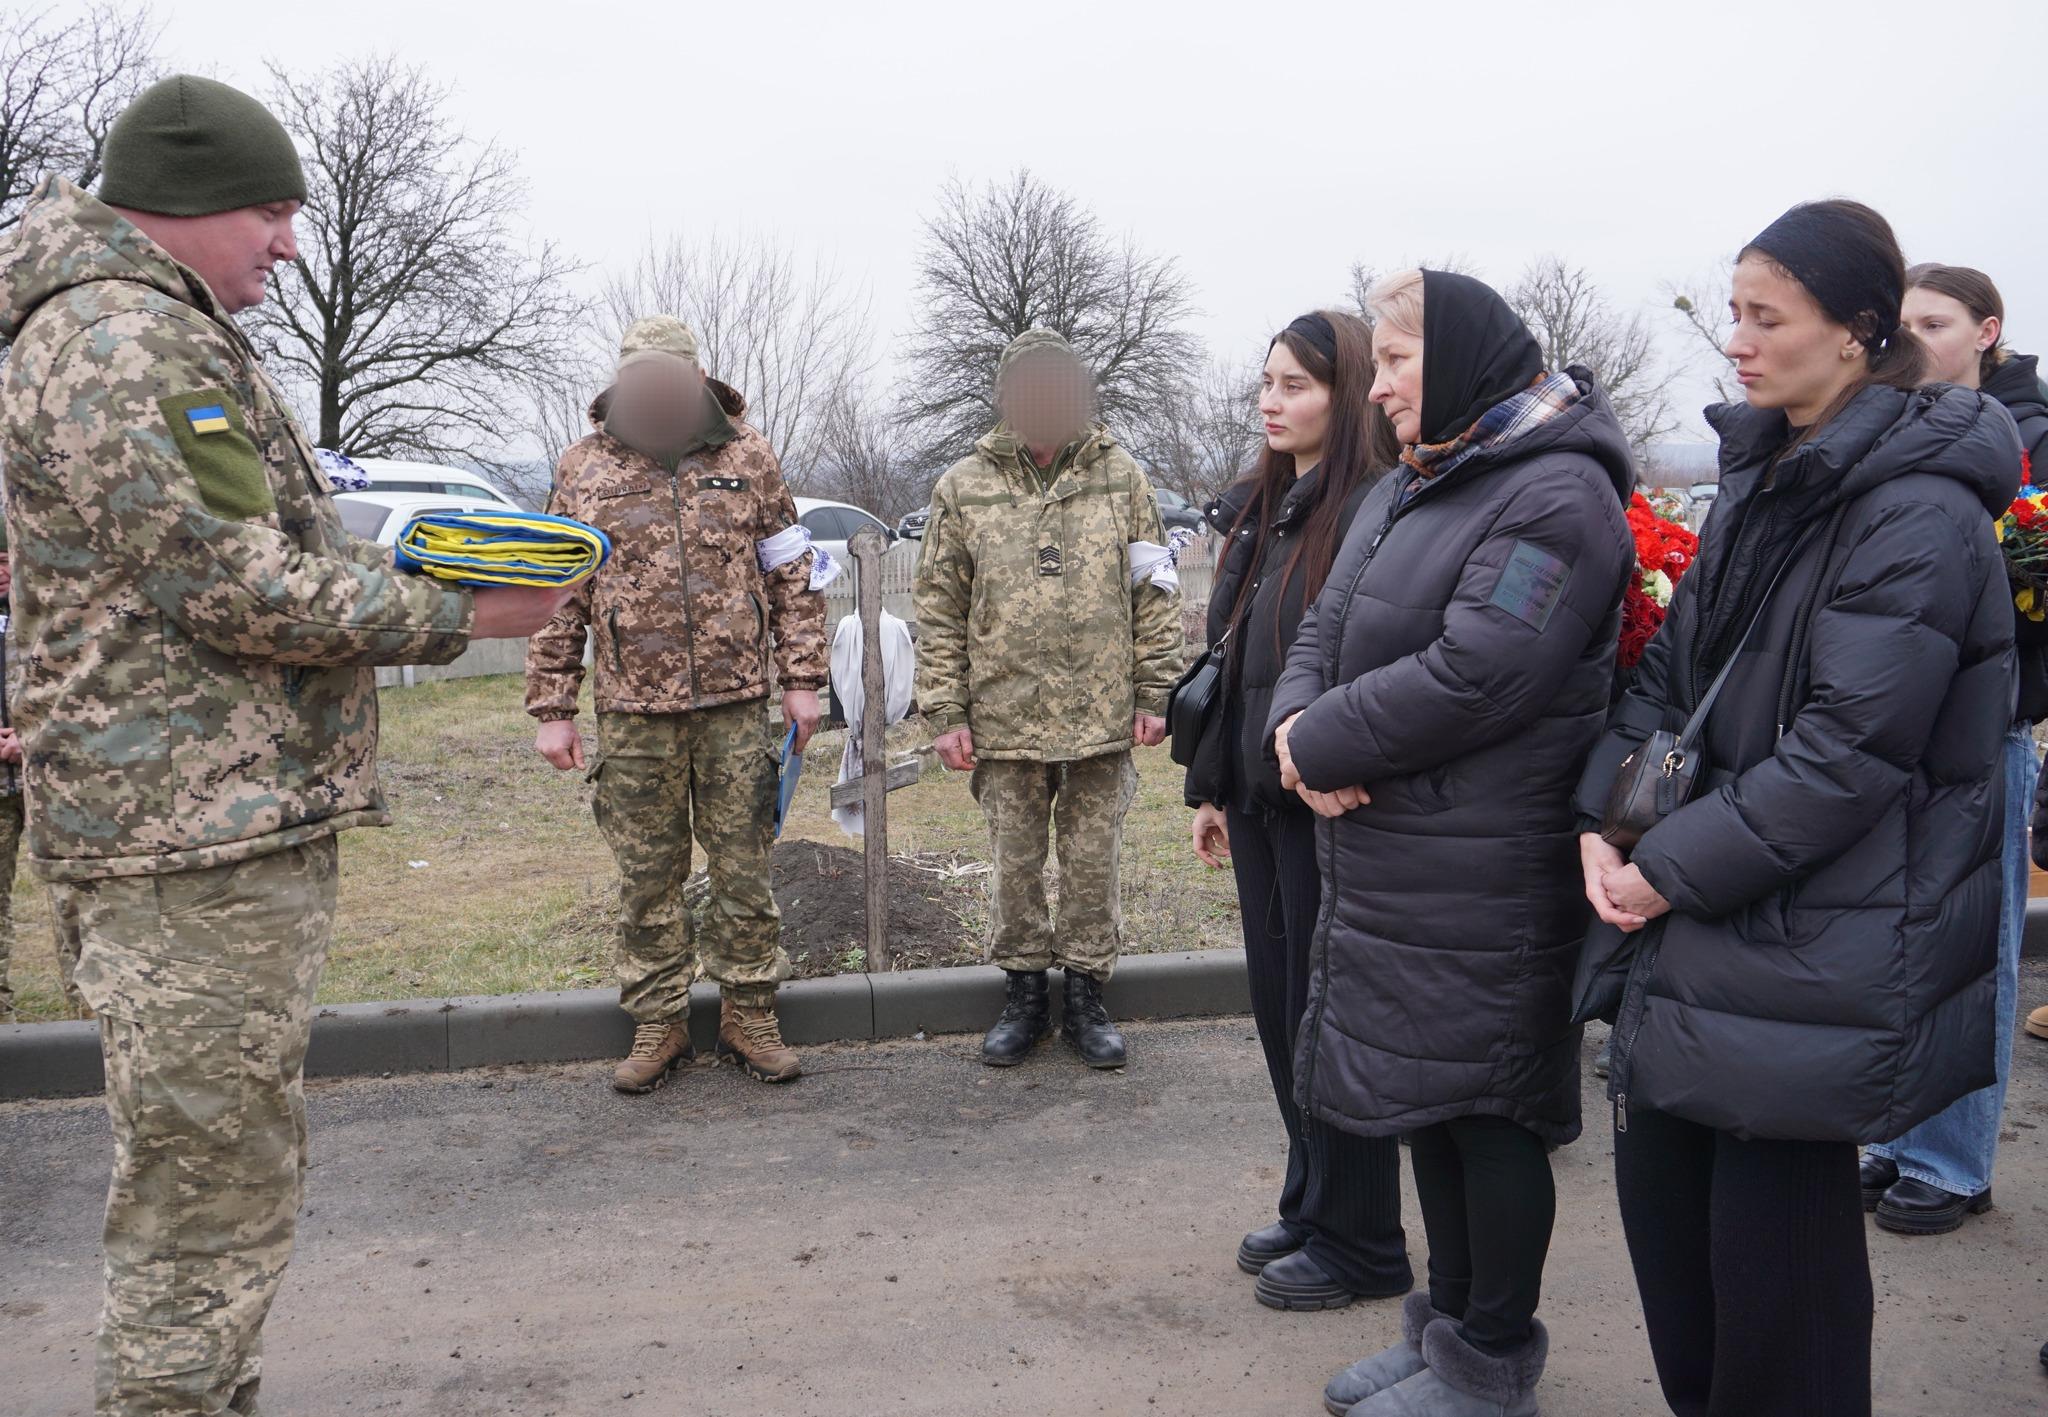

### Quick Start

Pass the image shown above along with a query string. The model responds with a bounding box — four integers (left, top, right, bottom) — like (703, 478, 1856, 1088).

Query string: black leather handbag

(1600, 517, 1831, 851)
(1167, 632, 1228, 769)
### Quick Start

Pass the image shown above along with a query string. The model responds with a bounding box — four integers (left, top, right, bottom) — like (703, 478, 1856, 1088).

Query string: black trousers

(1227, 805, 1411, 1294)
(1614, 1105, 1873, 1417)
(1406, 1115, 1554, 1352)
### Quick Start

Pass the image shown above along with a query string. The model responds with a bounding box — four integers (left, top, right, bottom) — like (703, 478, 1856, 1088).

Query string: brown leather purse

(1600, 521, 1826, 851)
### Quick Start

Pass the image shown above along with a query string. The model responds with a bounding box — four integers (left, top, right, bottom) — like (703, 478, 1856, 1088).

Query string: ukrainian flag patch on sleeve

(185, 404, 231, 435)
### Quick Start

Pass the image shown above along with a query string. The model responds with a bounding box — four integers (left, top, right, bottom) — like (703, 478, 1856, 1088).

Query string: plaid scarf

(1402, 371, 1582, 481)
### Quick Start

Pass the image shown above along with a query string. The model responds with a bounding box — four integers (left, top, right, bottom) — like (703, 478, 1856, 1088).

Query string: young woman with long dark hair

(1576, 201, 2020, 1415)
(1184, 310, 1412, 1312)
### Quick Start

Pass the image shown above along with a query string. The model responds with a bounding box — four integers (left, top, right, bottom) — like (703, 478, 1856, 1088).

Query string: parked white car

(331, 491, 517, 547)
(344, 457, 517, 508)
(793, 496, 894, 564)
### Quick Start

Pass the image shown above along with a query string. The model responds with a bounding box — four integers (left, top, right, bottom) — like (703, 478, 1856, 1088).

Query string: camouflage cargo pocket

(103, 1314, 228, 1383)
(71, 917, 245, 1030)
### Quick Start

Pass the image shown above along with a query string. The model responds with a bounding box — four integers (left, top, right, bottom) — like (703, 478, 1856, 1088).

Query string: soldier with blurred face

(0, 75, 566, 1414)
(526, 317, 829, 1094)
(914, 329, 1184, 1069)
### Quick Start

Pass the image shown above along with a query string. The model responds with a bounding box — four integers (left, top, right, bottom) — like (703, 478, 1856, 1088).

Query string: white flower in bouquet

(1644, 569, 1674, 606)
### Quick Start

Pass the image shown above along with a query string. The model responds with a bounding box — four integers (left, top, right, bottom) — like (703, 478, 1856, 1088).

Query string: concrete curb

(0, 948, 1251, 1102)
(12, 895, 2048, 1103)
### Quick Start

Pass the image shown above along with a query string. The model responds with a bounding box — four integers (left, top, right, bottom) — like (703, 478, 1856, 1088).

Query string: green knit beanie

(98, 75, 306, 217)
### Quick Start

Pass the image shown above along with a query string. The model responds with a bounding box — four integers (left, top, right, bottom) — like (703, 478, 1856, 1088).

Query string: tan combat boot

(612, 1020, 693, 1094)
(716, 997, 802, 1083)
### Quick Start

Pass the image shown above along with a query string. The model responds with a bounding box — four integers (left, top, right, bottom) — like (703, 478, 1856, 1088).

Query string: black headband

(1746, 205, 1902, 354)
(1278, 313, 1338, 368)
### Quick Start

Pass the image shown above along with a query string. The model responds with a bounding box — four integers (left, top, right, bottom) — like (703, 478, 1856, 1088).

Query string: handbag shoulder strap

(1676, 515, 1831, 750)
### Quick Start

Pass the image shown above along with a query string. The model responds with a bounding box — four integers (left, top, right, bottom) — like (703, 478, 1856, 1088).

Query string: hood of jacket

(1432, 366, 1636, 509)
(1707, 380, 2022, 520)
(0, 176, 220, 345)
(588, 374, 747, 432)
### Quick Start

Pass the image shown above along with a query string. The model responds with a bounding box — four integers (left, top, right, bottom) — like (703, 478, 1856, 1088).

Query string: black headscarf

(1744, 203, 1903, 354)
(1418, 270, 1545, 445)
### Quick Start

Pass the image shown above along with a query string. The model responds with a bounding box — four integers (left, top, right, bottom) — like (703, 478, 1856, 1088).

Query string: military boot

(1061, 969, 1127, 1069)
(982, 969, 1051, 1066)
(613, 1019, 693, 1094)
(717, 997, 802, 1083)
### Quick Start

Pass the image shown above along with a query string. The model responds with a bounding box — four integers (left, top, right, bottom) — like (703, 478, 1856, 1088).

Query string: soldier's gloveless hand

(933, 727, 976, 772)
(782, 689, 821, 753)
(535, 720, 587, 773)
(1133, 713, 1167, 749)
(473, 585, 576, 640)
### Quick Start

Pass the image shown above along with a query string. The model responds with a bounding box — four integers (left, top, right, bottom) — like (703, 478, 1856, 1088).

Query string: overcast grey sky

(119, 0, 2048, 441)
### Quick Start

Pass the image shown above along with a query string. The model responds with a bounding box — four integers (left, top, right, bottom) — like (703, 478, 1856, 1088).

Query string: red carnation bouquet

(1996, 475, 2048, 623)
(1619, 491, 1699, 671)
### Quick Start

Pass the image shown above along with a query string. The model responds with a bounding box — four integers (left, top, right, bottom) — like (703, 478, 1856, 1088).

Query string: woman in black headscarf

(1266, 269, 1635, 1417)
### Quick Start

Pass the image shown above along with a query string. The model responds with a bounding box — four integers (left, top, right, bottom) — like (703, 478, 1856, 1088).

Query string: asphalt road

(6, 966, 2047, 1416)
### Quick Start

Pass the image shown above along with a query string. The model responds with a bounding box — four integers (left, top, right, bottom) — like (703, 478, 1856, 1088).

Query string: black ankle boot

(1061, 969, 1127, 1069)
(982, 970, 1050, 1066)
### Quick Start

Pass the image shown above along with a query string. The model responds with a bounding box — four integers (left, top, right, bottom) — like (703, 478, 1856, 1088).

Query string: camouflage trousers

(593, 704, 790, 1020)
(61, 837, 338, 1416)
(0, 790, 83, 1022)
(970, 752, 1138, 980)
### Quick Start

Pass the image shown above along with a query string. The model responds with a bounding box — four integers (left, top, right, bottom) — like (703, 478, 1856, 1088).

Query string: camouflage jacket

(914, 424, 1183, 761)
(0, 178, 474, 882)
(524, 380, 829, 720)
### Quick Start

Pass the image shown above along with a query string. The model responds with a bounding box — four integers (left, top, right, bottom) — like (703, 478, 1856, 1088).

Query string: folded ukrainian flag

(392, 511, 612, 588)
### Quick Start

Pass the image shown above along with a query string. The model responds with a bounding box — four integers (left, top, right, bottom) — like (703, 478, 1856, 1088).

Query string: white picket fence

(377, 534, 1221, 689)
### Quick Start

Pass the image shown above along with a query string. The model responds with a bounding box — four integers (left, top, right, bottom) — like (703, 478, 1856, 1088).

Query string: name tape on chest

(1490, 540, 1573, 631)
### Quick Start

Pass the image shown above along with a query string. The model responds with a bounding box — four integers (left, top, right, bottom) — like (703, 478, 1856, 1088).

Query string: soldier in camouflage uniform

(914, 328, 1184, 1069)
(526, 317, 829, 1093)
(0, 76, 566, 1414)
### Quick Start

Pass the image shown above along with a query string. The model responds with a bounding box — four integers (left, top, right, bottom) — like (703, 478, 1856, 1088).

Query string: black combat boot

(982, 970, 1051, 1066)
(1061, 969, 1127, 1069)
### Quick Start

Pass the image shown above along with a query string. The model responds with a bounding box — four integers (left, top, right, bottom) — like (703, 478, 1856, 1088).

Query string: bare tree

(1145, 355, 1265, 506)
(0, 3, 158, 235)
(897, 169, 1201, 474)
(246, 56, 584, 479)
(1665, 266, 1740, 402)
(1507, 255, 1679, 456)
(806, 384, 927, 524)
(594, 234, 872, 480)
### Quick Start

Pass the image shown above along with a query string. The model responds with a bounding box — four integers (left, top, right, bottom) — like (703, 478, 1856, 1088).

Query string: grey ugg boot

(1350, 1316, 1548, 1416)
(1323, 1291, 1452, 1415)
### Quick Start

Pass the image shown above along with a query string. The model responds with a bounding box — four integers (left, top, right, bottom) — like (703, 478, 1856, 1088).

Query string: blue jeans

(1866, 720, 2037, 1196)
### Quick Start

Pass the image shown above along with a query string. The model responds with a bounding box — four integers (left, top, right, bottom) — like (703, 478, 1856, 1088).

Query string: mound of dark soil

(769, 840, 985, 975)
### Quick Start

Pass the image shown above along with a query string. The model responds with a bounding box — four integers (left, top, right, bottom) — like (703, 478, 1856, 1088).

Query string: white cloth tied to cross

(829, 610, 916, 838)
(756, 524, 843, 591)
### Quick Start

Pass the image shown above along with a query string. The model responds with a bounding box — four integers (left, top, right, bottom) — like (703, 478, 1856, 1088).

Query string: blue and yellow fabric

(392, 510, 612, 588)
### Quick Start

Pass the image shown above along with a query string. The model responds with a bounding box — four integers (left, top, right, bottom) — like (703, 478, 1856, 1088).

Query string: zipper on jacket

(1607, 920, 1667, 1133)
(1296, 482, 1422, 1115)
(667, 469, 702, 702)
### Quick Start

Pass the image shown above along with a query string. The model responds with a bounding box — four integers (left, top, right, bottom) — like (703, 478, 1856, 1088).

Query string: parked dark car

(1152, 485, 1206, 535)
(896, 507, 931, 541)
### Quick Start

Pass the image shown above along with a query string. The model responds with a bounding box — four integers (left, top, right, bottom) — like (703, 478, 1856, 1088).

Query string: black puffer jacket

(1186, 470, 1373, 814)
(1266, 369, 1635, 1146)
(1981, 353, 2048, 720)
(1574, 383, 2020, 1143)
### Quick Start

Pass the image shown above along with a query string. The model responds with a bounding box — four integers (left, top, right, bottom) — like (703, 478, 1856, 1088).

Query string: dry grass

(2, 676, 1241, 1022)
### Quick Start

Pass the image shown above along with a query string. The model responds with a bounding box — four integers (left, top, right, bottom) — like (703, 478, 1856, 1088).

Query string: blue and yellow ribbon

(392, 510, 611, 588)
